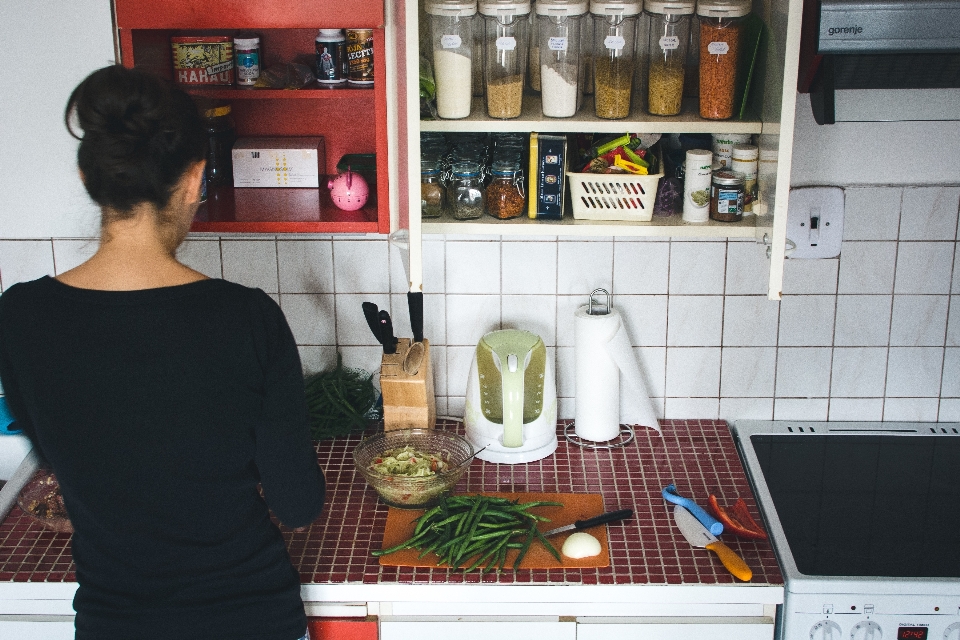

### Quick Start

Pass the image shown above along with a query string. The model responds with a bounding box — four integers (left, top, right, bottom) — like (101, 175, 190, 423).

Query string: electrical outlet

(786, 187, 844, 259)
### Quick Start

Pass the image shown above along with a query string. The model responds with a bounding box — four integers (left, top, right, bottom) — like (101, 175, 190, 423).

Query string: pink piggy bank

(327, 169, 369, 211)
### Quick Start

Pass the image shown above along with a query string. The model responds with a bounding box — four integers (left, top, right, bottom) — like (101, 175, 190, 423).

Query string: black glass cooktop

(750, 434, 960, 578)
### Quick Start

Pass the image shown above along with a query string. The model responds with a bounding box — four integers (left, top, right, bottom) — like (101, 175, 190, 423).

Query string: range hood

(798, 0, 960, 124)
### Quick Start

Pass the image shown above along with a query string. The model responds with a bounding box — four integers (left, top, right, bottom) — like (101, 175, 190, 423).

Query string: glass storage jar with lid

(426, 0, 479, 119)
(590, 0, 641, 119)
(485, 160, 525, 219)
(448, 161, 485, 219)
(696, 0, 750, 120)
(536, 0, 589, 118)
(421, 160, 445, 218)
(645, 0, 694, 116)
(480, 0, 531, 119)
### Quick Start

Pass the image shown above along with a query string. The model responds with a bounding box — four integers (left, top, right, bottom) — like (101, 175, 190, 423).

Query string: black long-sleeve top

(0, 276, 325, 640)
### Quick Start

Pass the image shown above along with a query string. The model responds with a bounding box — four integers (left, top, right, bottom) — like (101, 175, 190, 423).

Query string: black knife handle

(407, 291, 424, 343)
(362, 302, 382, 344)
(575, 509, 633, 530)
(378, 310, 398, 354)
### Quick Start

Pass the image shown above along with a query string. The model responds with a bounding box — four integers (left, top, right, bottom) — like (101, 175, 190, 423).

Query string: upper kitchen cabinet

(399, 0, 802, 298)
(115, 0, 400, 234)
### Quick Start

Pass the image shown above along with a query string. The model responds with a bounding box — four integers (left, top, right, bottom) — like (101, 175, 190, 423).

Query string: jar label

(496, 36, 517, 51)
(659, 35, 680, 50)
(604, 35, 626, 50)
(441, 34, 463, 48)
(548, 36, 568, 51)
(708, 41, 730, 55)
(717, 188, 742, 213)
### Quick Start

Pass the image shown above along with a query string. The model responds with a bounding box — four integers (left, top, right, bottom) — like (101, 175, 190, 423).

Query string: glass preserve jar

(590, 0, 641, 119)
(421, 160, 445, 218)
(537, 0, 588, 118)
(201, 103, 236, 202)
(645, 0, 694, 116)
(696, 0, 750, 120)
(448, 161, 485, 219)
(480, 0, 531, 119)
(485, 160, 525, 219)
(426, 0, 479, 119)
(709, 169, 745, 222)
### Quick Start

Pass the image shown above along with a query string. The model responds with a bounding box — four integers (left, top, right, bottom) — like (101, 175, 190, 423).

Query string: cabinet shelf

(420, 97, 763, 134)
(185, 85, 376, 101)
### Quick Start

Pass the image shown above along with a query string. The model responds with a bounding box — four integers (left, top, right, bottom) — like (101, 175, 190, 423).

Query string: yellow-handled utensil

(673, 504, 752, 581)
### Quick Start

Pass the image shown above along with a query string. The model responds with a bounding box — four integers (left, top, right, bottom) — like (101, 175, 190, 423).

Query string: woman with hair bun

(0, 65, 324, 640)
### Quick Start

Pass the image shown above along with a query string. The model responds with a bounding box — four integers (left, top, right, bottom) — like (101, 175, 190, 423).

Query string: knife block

(380, 338, 436, 431)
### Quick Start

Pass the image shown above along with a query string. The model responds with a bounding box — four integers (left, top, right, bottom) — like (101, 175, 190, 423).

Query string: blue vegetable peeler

(662, 484, 723, 536)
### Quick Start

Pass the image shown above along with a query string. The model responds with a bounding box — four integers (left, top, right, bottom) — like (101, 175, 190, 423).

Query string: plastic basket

(566, 169, 663, 222)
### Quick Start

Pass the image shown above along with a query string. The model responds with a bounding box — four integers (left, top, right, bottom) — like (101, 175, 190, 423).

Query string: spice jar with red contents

(485, 160, 525, 219)
(696, 0, 750, 120)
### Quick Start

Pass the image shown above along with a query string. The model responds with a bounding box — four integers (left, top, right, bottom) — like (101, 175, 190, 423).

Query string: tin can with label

(171, 36, 235, 86)
(346, 28, 375, 85)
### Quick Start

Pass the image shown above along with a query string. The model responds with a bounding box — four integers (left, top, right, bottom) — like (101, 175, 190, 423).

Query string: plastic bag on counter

(255, 63, 316, 89)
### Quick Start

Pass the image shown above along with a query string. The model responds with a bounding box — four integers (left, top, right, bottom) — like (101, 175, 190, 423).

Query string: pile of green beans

(372, 495, 563, 573)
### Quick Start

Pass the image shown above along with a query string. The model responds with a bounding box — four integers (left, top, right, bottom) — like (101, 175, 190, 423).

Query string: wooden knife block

(380, 338, 436, 431)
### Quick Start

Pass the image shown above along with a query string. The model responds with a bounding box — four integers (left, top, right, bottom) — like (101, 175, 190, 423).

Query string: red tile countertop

(0, 419, 783, 587)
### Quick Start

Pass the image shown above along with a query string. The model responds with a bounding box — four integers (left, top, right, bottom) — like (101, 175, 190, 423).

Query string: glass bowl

(17, 470, 74, 534)
(353, 428, 474, 509)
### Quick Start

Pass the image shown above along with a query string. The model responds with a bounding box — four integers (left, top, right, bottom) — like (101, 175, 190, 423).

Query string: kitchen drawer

(0, 618, 75, 640)
(576, 617, 775, 640)
(380, 617, 576, 640)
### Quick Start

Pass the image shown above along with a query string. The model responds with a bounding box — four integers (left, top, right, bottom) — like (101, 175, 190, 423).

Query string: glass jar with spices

(644, 0, 694, 116)
(485, 160, 525, 219)
(537, 0, 588, 118)
(448, 161, 485, 219)
(421, 160, 445, 218)
(427, 0, 479, 119)
(709, 169, 745, 222)
(591, 0, 641, 119)
(696, 0, 750, 119)
(480, 0, 531, 119)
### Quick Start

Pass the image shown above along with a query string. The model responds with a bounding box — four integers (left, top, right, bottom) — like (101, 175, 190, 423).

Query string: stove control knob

(944, 622, 960, 640)
(811, 620, 843, 640)
(851, 621, 883, 640)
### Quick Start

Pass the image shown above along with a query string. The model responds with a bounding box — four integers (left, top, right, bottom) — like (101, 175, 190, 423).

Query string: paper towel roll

(574, 305, 661, 441)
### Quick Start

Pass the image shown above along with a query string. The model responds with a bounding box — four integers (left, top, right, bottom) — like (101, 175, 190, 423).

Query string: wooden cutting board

(378, 492, 610, 569)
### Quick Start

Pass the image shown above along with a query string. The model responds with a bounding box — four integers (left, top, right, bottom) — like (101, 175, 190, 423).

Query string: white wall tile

(668, 242, 726, 295)
(434, 396, 449, 418)
(177, 239, 222, 279)
(830, 347, 888, 397)
(336, 293, 390, 346)
(613, 242, 669, 294)
(637, 346, 667, 398)
(774, 398, 829, 421)
(889, 295, 949, 346)
(721, 296, 780, 346)
(937, 399, 960, 422)
(724, 242, 769, 295)
(778, 295, 835, 346)
(222, 239, 278, 292)
(298, 345, 338, 375)
(445, 294, 500, 345)
(338, 346, 385, 382)
(954, 244, 960, 295)
(556, 295, 583, 346)
(886, 347, 943, 397)
(53, 239, 98, 275)
(834, 295, 892, 346)
(883, 397, 940, 421)
(617, 295, 668, 346)
(446, 242, 500, 294)
(555, 346, 576, 399)
(837, 241, 897, 294)
(828, 398, 884, 421)
(894, 242, 954, 294)
(776, 347, 832, 397)
(385, 292, 445, 346)
(429, 345, 447, 397)
(421, 240, 446, 294)
(277, 240, 333, 293)
(665, 347, 721, 397)
(502, 242, 557, 295)
(941, 347, 960, 397)
(720, 347, 776, 398)
(899, 187, 960, 241)
(949, 297, 960, 347)
(0, 240, 54, 290)
(720, 397, 774, 422)
(332, 239, 390, 293)
(557, 241, 613, 295)
(502, 295, 557, 346)
(279, 293, 337, 345)
(843, 187, 902, 241)
(666, 296, 723, 346)
(446, 346, 476, 404)
(664, 397, 719, 420)
(448, 396, 466, 418)
(781, 258, 839, 295)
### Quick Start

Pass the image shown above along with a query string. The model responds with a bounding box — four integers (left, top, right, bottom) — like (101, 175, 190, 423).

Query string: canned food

(171, 37, 234, 86)
(346, 29, 374, 85)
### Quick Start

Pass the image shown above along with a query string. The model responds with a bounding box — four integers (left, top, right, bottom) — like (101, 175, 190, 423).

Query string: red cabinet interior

(307, 617, 378, 640)
(115, 5, 390, 234)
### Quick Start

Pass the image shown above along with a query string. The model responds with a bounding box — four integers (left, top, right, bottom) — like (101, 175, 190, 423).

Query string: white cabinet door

(381, 618, 577, 640)
(577, 621, 775, 640)
(0, 619, 75, 640)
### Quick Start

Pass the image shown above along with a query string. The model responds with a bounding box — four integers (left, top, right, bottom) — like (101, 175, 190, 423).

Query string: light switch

(786, 187, 844, 259)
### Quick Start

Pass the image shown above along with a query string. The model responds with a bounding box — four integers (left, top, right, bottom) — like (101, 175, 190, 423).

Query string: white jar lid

(590, 0, 642, 16)
(480, 0, 532, 15)
(317, 29, 345, 39)
(684, 148, 713, 165)
(643, 0, 694, 15)
(696, 0, 750, 17)
(426, 0, 480, 16)
(234, 37, 260, 47)
(536, 0, 589, 16)
(731, 143, 759, 160)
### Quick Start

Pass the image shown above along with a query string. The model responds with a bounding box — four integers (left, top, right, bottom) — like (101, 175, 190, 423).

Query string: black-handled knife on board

(541, 509, 634, 537)
(407, 291, 423, 343)
(378, 310, 398, 354)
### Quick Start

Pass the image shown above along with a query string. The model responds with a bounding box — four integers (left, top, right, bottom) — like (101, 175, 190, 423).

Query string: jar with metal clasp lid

(448, 161, 485, 219)
(421, 160, 445, 218)
(485, 159, 525, 219)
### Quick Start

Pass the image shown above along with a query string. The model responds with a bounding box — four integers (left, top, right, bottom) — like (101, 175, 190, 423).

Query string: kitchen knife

(673, 505, 752, 581)
(542, 508, 633, 537)
(407, 291, 424, 343)
(362, 302, 383, 345)
(662, 484, 723, 536)
(378, 310, 398, 354)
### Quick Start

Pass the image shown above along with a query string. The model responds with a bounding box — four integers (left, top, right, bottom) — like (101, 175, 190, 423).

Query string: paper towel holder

(587, 288, 611, 316)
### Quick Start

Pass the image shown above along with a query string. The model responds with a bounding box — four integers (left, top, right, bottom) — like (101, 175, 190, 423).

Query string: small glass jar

(485, 160, 525, 219)
(591, 0, 641, 119)
(537, 0, 589, 118)
(645, 0, 694, 116)
(202, 104, 236, 198)
(448, 161, 485, 219)
(709, 169, 745, 222)
(697, 0, 750, 120)
(730, 143, 758, 212)
(427, 0, 479, 119)
(421, 160, 445, 218)
(480, 0, 531, 119)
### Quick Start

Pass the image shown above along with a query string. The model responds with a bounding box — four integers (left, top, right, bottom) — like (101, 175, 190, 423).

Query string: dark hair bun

(65, 65, 205, 213)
